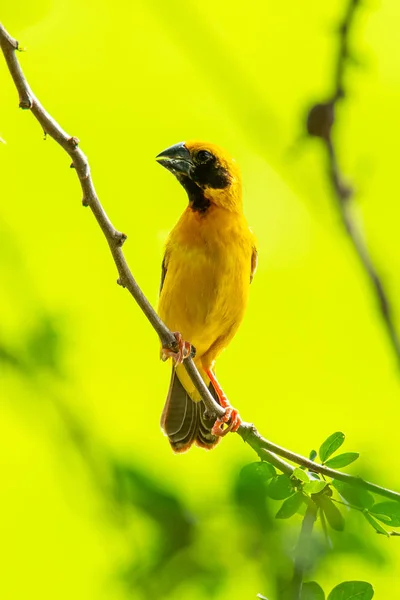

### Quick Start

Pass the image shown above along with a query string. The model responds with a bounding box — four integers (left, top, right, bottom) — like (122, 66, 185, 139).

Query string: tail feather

(196, 384, 221, 449)
(161, 369, 220, 453)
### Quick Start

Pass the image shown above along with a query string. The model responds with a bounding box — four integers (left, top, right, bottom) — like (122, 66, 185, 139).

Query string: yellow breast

(158, 204, 254, 359)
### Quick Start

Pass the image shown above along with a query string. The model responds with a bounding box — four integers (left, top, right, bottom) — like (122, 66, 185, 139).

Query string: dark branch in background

(1, 22, 400, 505)
(290, 503, 318, 600)
(306, 0, 400, 365)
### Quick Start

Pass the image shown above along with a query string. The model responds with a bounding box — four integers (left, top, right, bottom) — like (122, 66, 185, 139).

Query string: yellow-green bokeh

(1, 0, 400, 598)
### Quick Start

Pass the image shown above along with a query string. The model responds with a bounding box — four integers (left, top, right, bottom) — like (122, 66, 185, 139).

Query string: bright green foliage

(370, 502, 400, 527)
(364, 512, 389, 537)
(267, 474, 295, 500)
(324, 453, 359, 469)
(301, 582, 325, 600)
(240, 461, 276, 483)
(293, 467, 310, 483)
(327, 581, 374, 600)
(236, 461, 276, 529)
(303, 481, 328, 495)
(332, 480, 374, 510)
(276, 491, 305, 518)
(318, 496, 345, 531)
(319, 432, 345, 463)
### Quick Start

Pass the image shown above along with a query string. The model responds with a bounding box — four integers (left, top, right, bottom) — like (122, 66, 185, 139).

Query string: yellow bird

(156, 141, 257, 453)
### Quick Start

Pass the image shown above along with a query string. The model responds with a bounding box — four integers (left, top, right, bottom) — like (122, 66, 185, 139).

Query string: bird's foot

(211, 405, 242, 437)
(204, 367, 242, 436)
(161, 331, 191, 365)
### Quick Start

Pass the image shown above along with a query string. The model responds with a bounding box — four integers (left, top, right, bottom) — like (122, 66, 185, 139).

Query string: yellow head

(156, 140, 242, 213)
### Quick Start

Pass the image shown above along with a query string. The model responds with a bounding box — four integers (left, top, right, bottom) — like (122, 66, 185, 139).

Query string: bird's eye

(196, 150, 213, 164)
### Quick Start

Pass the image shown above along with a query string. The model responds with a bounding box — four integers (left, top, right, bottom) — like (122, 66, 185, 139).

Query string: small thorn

(115, 231, 127, 247)
(117, 278, 126, 288)
(43, 131, 47, 140)
(16, 43, 27, 52)
(82, 197, 89, 207)
(68, 136, 80, 148)
(70, 162, 75, 169)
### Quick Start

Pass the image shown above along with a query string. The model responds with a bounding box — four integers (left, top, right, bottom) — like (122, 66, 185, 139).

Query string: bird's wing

(160, 251, 169, 294)
(250, 245, 258, 283)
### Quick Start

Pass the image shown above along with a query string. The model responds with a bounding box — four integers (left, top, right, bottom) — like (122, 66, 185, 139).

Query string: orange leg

(161, 332, 191, 365)
(205, 368, 242, 436)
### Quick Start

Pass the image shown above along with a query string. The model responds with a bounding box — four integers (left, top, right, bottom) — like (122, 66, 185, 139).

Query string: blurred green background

(1, 0, 400, 598)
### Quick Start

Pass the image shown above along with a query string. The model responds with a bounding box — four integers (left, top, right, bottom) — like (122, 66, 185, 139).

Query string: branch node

(339, 181, 353, 200)
(7, 37, 18, 51)
(203, 408, 218, 420)
(306, 102, 334, 140)
(15, 41, 26, 52)
(70, 162, 76, 169)
(114, 231, 127, 247)
(116, 277, 126, 288)
(19, 98, 32, 110)
(239, 422, 256, 442)
(82, 197, 89, 207)
(68, 136, 80, 148)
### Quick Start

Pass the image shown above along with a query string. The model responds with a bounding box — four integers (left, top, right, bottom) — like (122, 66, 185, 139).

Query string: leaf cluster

(250, 431, 400, 599)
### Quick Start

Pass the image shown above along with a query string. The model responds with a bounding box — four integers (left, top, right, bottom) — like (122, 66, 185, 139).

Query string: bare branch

(1, 22, 400, 505)
(306, 0, 400, 364)
(0, 24, 176, 352)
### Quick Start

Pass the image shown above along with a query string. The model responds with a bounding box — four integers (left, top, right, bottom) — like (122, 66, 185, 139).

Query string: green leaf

(319, 432, 345, 463)
(324, 453, 359, 469)
(369, 512, 392, 525)
(276, 491, 305, 519)
(267, 475, 295, 500)
(240, 461, 276, 483)
(332, 480, 374, 510)
(309, 449, 318, 461)
(304, 480, 328, 495)
(318, 496, 345, 531)
(327, 581, 374, 600)
(301, 581, 325, 600)
(370, 501, 400, 527)
(293, 467, 310, 483)
(364, 512, 389, 537)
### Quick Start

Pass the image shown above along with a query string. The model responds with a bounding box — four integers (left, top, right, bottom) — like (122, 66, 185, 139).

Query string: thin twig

(0, 25, 175, 353)
(1, 22, 400, 505)
(306, 0, 400, 365)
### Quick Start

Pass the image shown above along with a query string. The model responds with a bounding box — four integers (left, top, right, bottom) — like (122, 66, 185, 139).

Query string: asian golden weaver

(156, 141, 257, 453)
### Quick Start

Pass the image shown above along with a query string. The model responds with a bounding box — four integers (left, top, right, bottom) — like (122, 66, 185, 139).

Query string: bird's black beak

(156, 142, 193, 177)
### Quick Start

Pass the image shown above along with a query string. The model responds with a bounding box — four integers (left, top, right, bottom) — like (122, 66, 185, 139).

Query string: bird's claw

(161, 331, 191, 365)
(211, 407, 242, 437)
